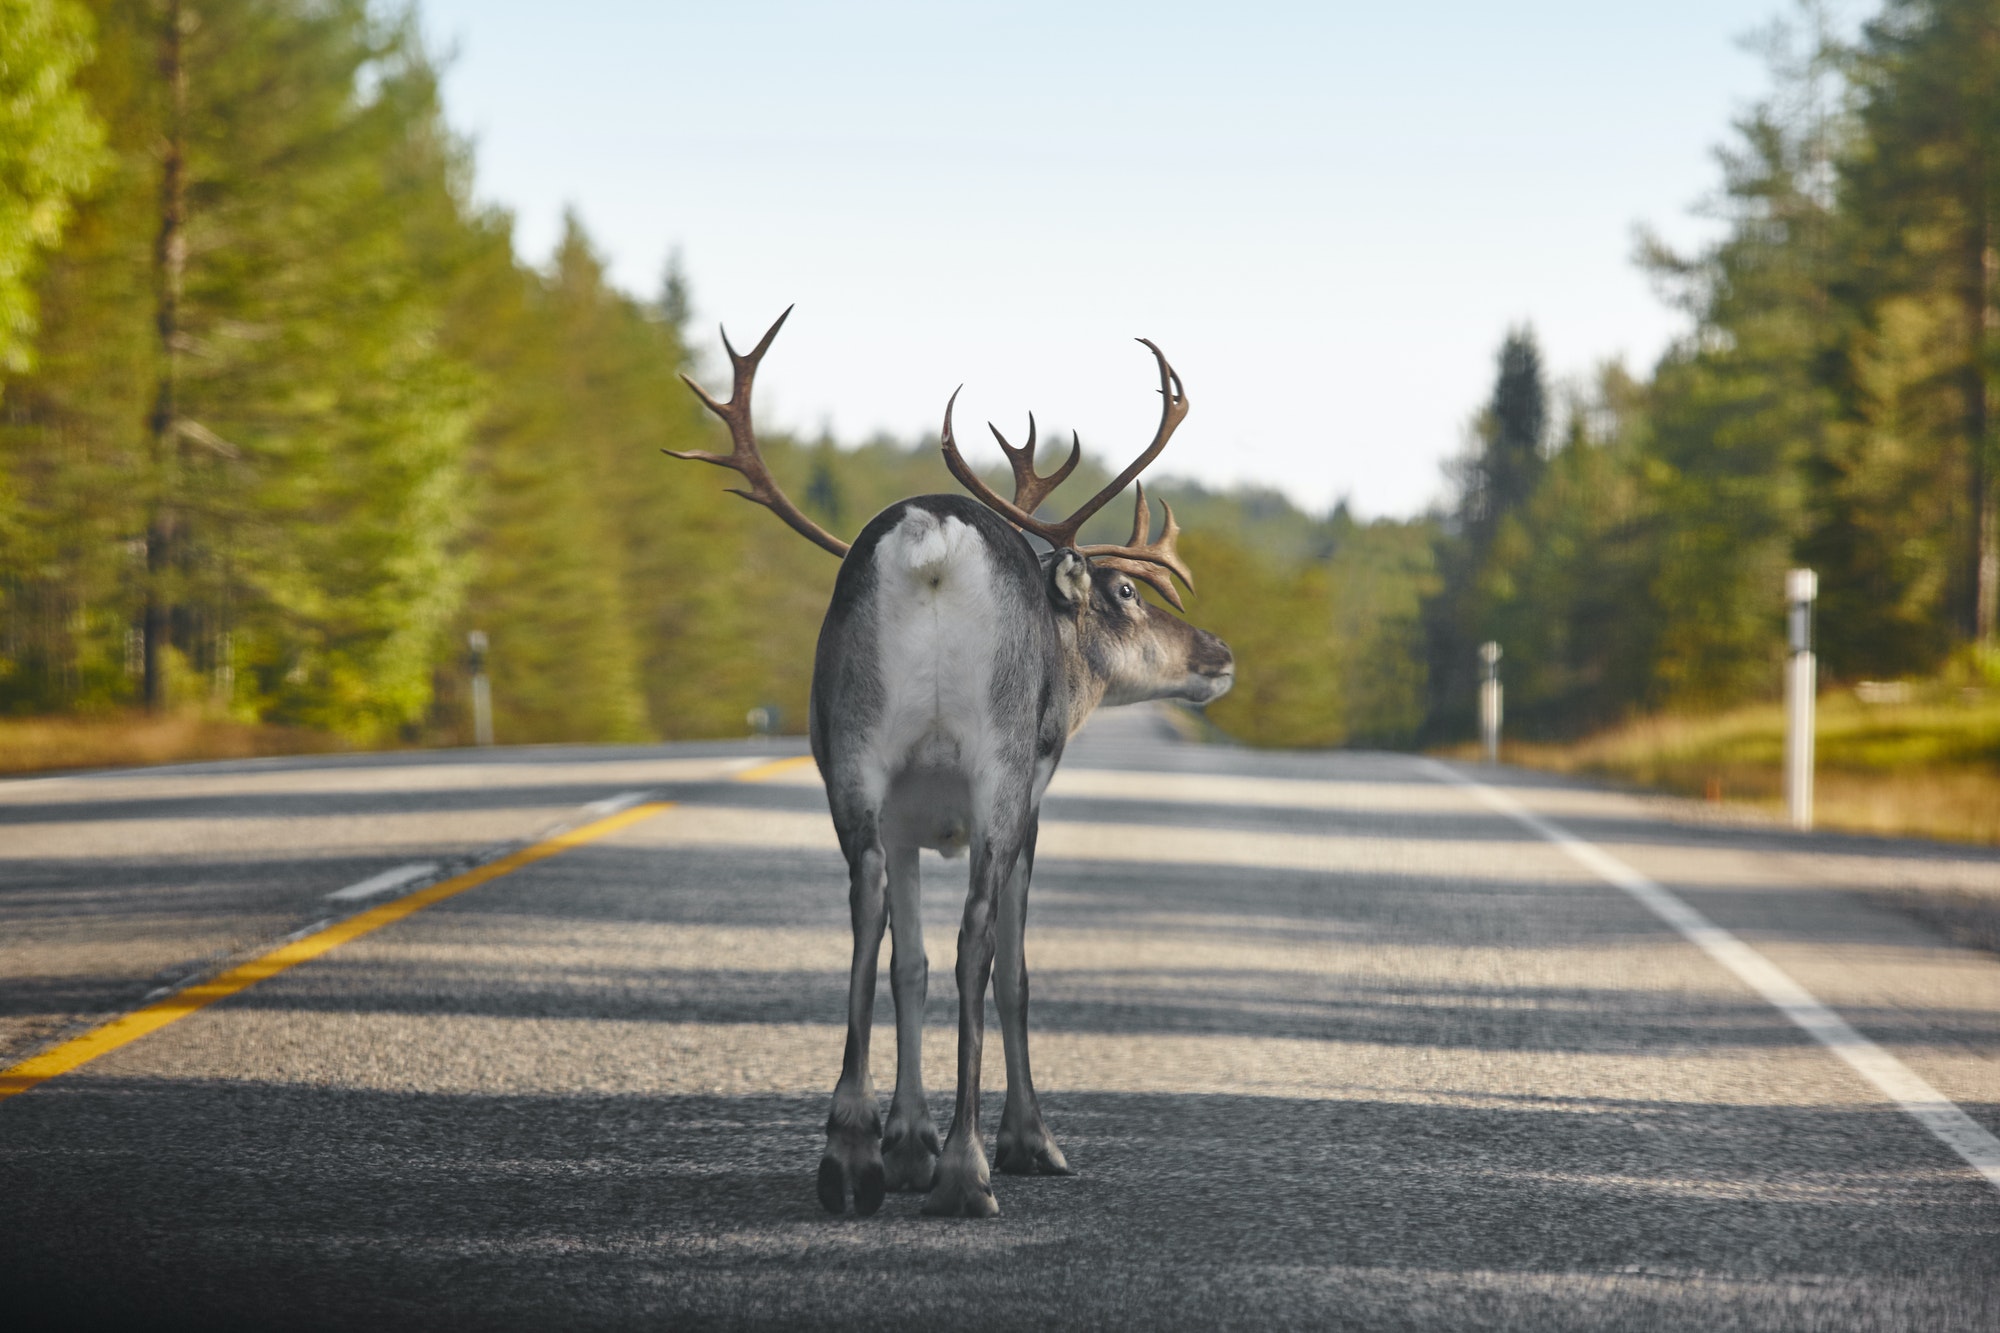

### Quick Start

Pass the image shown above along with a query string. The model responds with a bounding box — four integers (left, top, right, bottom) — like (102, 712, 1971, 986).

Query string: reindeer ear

(1047, 549, 1090, 610)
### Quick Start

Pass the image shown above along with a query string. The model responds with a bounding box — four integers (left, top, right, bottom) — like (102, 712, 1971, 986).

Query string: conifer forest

(2, 0, 1998, 753)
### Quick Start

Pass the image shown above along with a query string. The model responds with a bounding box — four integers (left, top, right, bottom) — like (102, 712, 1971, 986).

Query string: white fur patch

(864, 510, 1011, 849)
(896, 512, 956, 583)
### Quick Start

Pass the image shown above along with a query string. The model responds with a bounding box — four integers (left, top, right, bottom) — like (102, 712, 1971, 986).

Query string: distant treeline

(1427, 0, 2000, 740)
(0, 0, 1994, 752)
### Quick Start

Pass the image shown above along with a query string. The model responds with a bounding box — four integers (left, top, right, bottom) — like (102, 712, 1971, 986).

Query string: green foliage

(1427, 1, 2000, 744)
(1423, 327, 1554, 738)
(3, 0, 1436, 751)
(0, 0, 106, 381)
(648, 427, 1438, 748)
(1183, 530, 1344, 748)
(446, 216, 653, 744)
(1460, 368, 1657, 735)
(1459, 329, 1549, 553)
(1169, 519, 1430, 748)
(1322, 513, 1435, 745)
(1832, 0, 2000, 649)
(443, 216, 850, 745)
(0, 0, 474, 741)
(17, 0, 1997, 762)
(181, 4, 478, 741)
(1502, 685, 2000, 845)
(0, 0, 161, 712)
(1430, 118, 1823, 735)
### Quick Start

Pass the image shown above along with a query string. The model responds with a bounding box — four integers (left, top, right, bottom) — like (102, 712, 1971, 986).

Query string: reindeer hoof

(995, 1136, 1074, 1177)
(817, 1143, 886, 1216)
(996, 1118, 1074, 1176)
(921, 1175, 999, 1218)
(921, 1146, 998, 1218)
(883, 1142, 939, 1193)
(881, 1120, 942, 1192)
(853, 1160, 886, 1215)
(817, 1153, 886, 1216)
(816, 1156, 845, 1213)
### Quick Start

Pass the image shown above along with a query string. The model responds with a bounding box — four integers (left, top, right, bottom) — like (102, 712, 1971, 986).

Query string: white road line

(327, 862, 439, 903)
(579, 790, 656, 819)
(1423, 759, 2000, 1194)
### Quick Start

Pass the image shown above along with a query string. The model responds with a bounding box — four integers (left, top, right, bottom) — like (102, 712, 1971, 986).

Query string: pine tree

(1, 1, 477, 737)
(1461, 329, 1549, 552)
(0, 0, 155, 712)
(443, 214, 844, 743)
(1481, 365, 1657, 732)
(1422, 327, 1550, 738)
(1630, 18, 1842, 702)
(1841, 0, 2000, 645)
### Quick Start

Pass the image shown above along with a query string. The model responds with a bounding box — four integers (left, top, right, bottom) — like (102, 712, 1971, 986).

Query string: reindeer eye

(1118, 583, 1135, 601)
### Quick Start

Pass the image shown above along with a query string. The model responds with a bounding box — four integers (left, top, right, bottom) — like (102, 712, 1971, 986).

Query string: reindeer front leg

(922, 831, 1023, 1218)
(818, 832, 888, 1216)
(993, 817, 1072, 1177)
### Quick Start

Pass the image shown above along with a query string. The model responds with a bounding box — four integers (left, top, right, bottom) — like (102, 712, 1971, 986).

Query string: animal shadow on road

(4, 1077, 1997, 1331)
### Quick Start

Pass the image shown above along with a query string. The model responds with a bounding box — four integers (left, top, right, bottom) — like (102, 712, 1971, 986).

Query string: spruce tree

(1842, 0, 2000, 645)
(1423, 327, 1549, 738)
(1, 0, 477, 737)
(1464, 329, 1549, 552)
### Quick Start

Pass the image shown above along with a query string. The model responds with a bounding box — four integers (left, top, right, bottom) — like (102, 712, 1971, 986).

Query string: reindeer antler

(1081, 484, 1194, 610)
(667, 306, 849, 558)
(940, 339, 1195, 606)
(985, 413, 1083, 516)
(671, 315, 1198, 604)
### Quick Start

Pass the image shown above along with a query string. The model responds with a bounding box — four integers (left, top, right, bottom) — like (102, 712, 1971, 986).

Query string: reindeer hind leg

(880, 839, 940, 1191)
(923, 822, 1029, 1219)
(819, 832, 889, 1216)
(994, 817, 1072, 1177)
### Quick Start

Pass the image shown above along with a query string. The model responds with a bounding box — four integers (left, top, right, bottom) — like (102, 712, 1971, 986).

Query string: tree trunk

(143, 0, 186, 709)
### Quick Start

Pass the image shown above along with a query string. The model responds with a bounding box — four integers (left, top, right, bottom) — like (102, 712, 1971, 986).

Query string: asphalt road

(3, 708, 1998, 1331)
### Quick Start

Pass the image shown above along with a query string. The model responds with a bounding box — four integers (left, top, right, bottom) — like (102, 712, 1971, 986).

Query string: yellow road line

(0, 799, 674, 1102)
(736, 753, 816, 783)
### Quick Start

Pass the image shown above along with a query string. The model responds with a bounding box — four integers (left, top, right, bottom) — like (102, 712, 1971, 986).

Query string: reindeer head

(1045, 547, 1234, 707)
(936, 334, 1232, 709)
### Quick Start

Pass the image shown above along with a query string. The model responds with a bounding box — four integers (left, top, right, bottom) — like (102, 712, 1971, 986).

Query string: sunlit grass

(1488, 686, 2000, 846)
(0, 711, 342, 777)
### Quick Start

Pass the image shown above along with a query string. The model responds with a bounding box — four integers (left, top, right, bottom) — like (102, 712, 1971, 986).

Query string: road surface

(2, 708, 1997, 1330)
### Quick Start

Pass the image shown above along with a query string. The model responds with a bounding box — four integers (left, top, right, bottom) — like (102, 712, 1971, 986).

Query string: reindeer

(669, 309, 1233, 1218)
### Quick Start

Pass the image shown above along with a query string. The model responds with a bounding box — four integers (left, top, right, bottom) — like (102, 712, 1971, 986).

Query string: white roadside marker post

(1479, 640, 1503, 766)
(1784, 569, 1816, 831)
(469, 629, 494, 748)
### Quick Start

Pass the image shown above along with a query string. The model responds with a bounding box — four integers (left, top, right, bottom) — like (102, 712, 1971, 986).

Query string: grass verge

(0, 711, 344, 777)
(1483, 686, 2000, 847)
(1462, 686, 2000, 955)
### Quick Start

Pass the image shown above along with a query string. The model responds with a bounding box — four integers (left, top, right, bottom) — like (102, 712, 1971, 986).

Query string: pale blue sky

(418, 1, 1808, 517)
